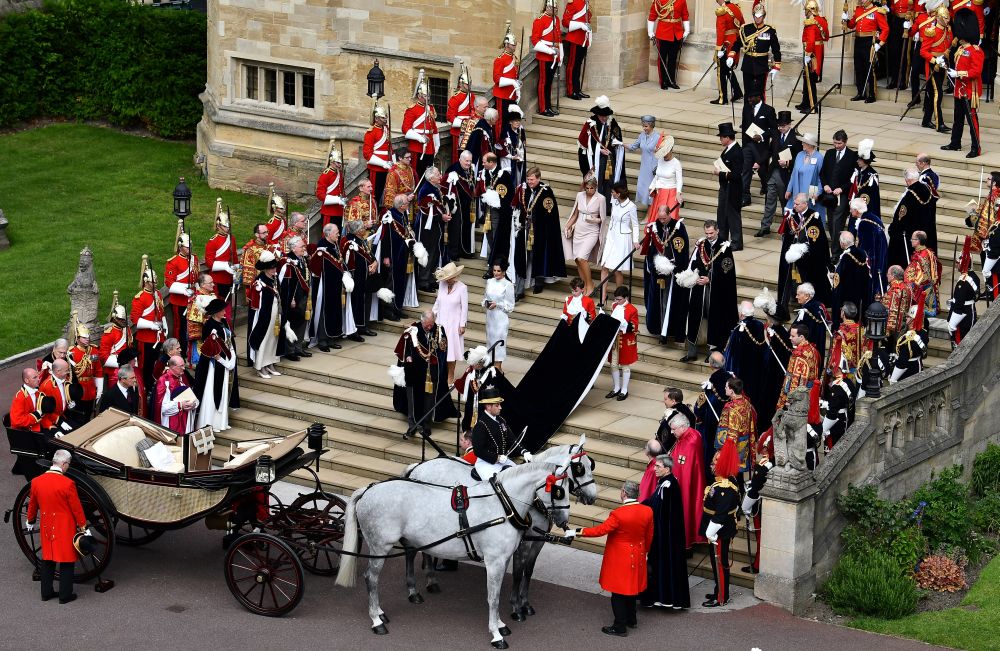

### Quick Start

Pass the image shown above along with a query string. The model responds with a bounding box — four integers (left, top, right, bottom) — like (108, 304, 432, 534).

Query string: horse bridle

(567, 448, 596, 495)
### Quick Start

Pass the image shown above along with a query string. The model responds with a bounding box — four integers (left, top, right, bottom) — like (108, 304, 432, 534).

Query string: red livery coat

(204, 232, 237, 289)
(401, 102, 438, 158)
(363, 125, 393, 174)
(953, 43, 984, 102)
(38, 375, 69, 431)
(562, 295, 597, 323)
(27, 469, 86, 563)
(580, 501, 654, 595)
(847, 4, 889, 42)
(803, 16, 830, 75)
(131, 289, 166, 345)
(493, 52, 519, 101)
(532, 13, 560, 64)
(164, 253, 196, 307)
(609, 302, 640, 365)
(10, 386, 43, 432)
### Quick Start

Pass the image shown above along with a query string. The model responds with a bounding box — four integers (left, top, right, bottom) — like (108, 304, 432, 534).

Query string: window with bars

(427, 76, 449, 123)
(239, 60, 316, 110)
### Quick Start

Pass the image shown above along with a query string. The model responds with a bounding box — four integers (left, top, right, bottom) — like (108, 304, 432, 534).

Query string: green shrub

(0, 0, 206, 138)
(823, 551, 920, 619)
(838, 484, 925, 574)
(972, 492, 1000, 536)
(909, 466, 972, 554)
(971, 443, 1000, 497)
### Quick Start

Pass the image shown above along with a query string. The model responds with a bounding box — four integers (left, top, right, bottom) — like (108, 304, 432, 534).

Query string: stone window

(239, 60, 316, 111)
(427, 76, 449, 123)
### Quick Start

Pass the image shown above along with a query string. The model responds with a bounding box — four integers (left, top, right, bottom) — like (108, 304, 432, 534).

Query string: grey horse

(401, 437, 598, 621)
(335, 461, 573, 648)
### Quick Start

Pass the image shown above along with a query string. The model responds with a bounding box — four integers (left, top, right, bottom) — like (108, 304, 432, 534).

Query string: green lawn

(851, 555, 1000, 651)
(0, 124, 300, 359)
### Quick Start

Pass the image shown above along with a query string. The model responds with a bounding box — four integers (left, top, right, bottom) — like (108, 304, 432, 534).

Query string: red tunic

(164, 253, 196, 307)
(562, 0, 593, 47)
(447, 91, 476, 141)
(532, 13, 560, 64)
(670, 426, 708, 548)
(131, 289, 166, 346)
(27, 469, 87, 563)
(98, 324, 132, 371)
(803, 16, 830, 75)
(38, 376, 68, 431)
(919, 19, 951, 76)
(401, 102, 439, 159)
(492, 52, 519, 101)
(953, 42, 984, 105)
(608, 302, 640, 365)
(649, 0, 689, 41)
(580, 502, 654, 595)
(265, 216, 286, 248)
(847, 4, 889, 42)
(716, 2, 744, 64)
(890, 0, 913, 15)
(363, 125, 393, 174)
(562, 295, 596, 323)
(10, 386, 42, 432)
(240, 240, 267, 299)
(204, 232, 237, 289)
(316, 167, 345, 222)
(69, 344, 102, 402)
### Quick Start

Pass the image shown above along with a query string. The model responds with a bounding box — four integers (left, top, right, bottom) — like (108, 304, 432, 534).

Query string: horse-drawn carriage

(3, 408, 347, 616)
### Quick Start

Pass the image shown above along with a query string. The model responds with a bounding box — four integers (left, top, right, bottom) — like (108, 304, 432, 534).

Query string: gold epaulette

(713, 478, 737, 491)
(104, 326, 113, 334)
(134, 291, 143, 299)
(877, 6, 888, 12)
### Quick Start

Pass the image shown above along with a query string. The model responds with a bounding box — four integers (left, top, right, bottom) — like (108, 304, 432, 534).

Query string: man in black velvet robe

(391, 310, 457, 436)
(640, 455, 690, 610)
(478, 153, 515, 278)
(641, 206, 689, 344)
(792, 283, 831, 361)
(724, 301, 768, 421)
(680, 221, 737, 363)
(776, 193, 831, 320)
(444, 151, 478, 259)
(308, 223, 347, 352)
(520, 169, 566, 294)
(375, 193, 418, 317)
(887, 169, 937, 270)
(831, 231, 872, 330)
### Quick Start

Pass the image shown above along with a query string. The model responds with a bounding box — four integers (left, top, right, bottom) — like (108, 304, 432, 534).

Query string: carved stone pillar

(65, 246, 100, 337)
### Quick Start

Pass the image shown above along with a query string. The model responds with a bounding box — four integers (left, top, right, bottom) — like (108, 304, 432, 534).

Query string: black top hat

(952, 8, 979, 43)
(73, 531, 97, 556)
(717, 122, 737, 138)
(479, 386, 504, 404)
(118, 347, 139, 366)
(777, 110, 793, 125)
(205, 298, 228, 316)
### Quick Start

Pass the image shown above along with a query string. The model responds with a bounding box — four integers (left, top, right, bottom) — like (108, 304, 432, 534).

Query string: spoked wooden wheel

(284, 492, 345, 576)
(224, 533, 305, 616)
(11, 481, 115, 583)
(115, 519, 165, 546)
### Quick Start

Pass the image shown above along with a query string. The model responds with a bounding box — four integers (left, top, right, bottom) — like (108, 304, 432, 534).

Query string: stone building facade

(197, 0, 855, 200)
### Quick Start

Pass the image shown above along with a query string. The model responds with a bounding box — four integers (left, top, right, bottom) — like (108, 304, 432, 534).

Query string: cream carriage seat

(90, 425, 185, 473)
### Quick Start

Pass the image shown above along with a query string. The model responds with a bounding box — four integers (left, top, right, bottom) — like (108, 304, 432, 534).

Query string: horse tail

(335, 489, 363, 588)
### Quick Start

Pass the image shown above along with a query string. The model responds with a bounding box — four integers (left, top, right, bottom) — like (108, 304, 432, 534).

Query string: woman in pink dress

(563, 177, 606, 296)
(432, 262, 468, 385)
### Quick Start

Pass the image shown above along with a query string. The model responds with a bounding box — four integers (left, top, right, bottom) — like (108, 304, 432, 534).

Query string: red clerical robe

(580, 501, 654, 595)
(27, 469, 86, 563)
(154, 372, 195, 435)
(670, 426, 708, 548)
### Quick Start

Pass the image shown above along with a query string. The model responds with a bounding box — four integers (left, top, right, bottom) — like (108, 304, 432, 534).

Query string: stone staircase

(211, 90, 978, 591)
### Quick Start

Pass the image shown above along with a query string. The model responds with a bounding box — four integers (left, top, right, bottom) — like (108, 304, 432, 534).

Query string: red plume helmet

(959, 236, 973, 275)
(715, 437, 741, 478)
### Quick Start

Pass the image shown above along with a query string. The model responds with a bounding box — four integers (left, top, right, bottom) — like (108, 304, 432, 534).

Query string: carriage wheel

(11, 481, 115, 583)
(115, 520, 165, 546)
(285, 492, 345, 576)
(224, 533, 305, 616)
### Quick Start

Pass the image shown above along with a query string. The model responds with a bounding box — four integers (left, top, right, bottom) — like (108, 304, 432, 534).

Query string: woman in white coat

(481, 260, 515, 373)
(598, 182, 640, 305)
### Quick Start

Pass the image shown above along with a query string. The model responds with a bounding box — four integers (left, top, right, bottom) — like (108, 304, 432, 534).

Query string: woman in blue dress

(626, 115, 659, 211)
(784, 132, 826, 224)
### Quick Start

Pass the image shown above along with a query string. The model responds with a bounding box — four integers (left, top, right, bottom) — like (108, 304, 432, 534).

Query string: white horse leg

(404, 548, 424, 604)
(484, 558, 510, 649)
(365, 553, 390, 634)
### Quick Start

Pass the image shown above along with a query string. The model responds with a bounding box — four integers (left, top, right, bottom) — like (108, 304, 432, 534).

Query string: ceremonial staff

(894, 27, 911, 103)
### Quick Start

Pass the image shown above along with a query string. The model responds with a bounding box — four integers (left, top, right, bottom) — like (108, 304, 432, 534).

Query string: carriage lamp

(862, 301, 890, 398)
(367, 59, 385, 100)
(173, 177, 192, 220)
(255, 455, 275, 484)
(865, 300, 889, 341)
(307, 423, 326, 452)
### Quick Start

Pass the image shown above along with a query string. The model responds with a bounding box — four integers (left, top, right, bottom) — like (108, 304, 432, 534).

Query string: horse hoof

(426, 583, 442, 594)
(499, 626, 512, 636)
(511, 611, 525, 622)
(408, 593, 424, 604)
(491, 641, 509, 650)
(524, 605, 536, 616)
(372, 624, 389, 635)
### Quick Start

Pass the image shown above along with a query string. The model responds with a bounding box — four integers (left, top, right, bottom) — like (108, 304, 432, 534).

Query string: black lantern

(173, 177, 192, 220)
(864, 300, 889, 341)
(861, 301, 890, 398)
(255, 454, 275, 484)
(367, 59, 385, 100)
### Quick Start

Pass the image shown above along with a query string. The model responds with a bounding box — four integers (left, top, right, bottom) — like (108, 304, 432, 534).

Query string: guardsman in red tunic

(9, 367, 46, 432)
(942, 9, 985, 158)
(493, 24, 521, 137)
(131, 255, 166, 396)
(562, 0, 592, 99)
(776, 322, 821, 411)
(164, 223, 197, 355)
(26, 450, 87, 603)
(446, 69, 476, 163)
(401, 74, 439, 179)
(906, 2, 933, 107)
(712, 0, 745, 105)
(532, 0, 562, 116)
(204, 200, 238, 322)
(845, 0, 889, 102)
(606, 286, 640, 401)
(99, 296, 132, 375)
(264, 183, 288, 251)
(919, 6, 952, 131)
(885, 0, 914, 90)
(316, 143, 346, 227)
(797, 0, 830, 113)
(951, 0, 987, 39)
(363, 103, 393, 205)
(67, 314, 103, 420)
(648, 0, 690, 90)
(564, 480, 654, 636)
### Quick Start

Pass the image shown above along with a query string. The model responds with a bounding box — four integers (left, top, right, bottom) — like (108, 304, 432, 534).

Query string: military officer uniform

(732, 3, 782, 101)
(846, 0, 889, 102)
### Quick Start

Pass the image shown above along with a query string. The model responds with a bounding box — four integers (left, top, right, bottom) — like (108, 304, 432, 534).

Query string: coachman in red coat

(26, 450, 87, 603)
(566, 480, 654, 637)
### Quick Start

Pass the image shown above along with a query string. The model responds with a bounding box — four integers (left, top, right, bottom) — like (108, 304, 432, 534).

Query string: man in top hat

(562, 0, 593, 99)
(363, 104, 394, 205)
(948, 238, 979, 346)
(797, 0, 830, 113)
(845, 0, 889, 103)
(712, 122, 744, 250)
(317, 146, 346, 227)
(577, 97, 625, 210)
(700, 437, 741, 607)
(648, 0, 690, 90)
(499, 105, 528, 190)
(67, 315, 103, 421)
(712, 0, 745, 105)
(887, 167, 937, 270)
(26, 448, 87, 604)
(758, 110, 801, 236)
(532, 0, 562, 117)
(493, 26, 521, 137)
(415, 166, 453, 292)
(470, 385, 529, 479)
(733, 1, 782, 101)
(164, 224, 197, 356)
(641, 203, 690, 343)
(739, 92, 778, 208)
(447, 70, 476, 163)
(402, 78, 440, 179)
(153, 355, 198, 435)
(941, 8, 985, 158)
(204, 202, 238, 323)
(444, 150, 479, 260)
(131, 257, 167, 397)
(919, 6, 953, 132)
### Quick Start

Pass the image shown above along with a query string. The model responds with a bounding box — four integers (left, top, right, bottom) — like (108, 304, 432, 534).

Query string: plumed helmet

(373, 103, 388, 121)
(109, 290, 126, 323)
(69, 310, 89, 339)
(175, 218, 189, 253)
(215, 198, 231, 229)
(714, 437, 741, 477)
(501, 20, 516, 47)
(952, 8, 980, 43)
(177, 231, 190, 250)
(139, 254, 157, 286)
(934, 5, 951, 20)
(752, 0, 766, 19)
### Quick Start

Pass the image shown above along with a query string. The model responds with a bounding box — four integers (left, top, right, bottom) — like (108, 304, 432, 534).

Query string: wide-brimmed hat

(206, 298, 229, 315)
(800, 132, 818, 147)
(434, 261, 465, 282)
(655, 133, 675, 158)
(716, 122, 737, 138)
(590, 95, 613, 117)
(777, 110, 793, 125)
(479, 386, 504, 404)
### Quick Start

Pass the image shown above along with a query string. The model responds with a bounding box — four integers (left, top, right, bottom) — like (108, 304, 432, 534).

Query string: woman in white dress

(646, 133, 683, 223)
(563, 177, 606, 296)
(481, 260, 515, 372)
(599, 183, 640, 305)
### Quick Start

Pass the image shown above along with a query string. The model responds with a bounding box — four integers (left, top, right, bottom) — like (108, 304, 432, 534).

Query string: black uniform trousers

(656, 39, 681, 88)
(853, 36, 877, 99)
(709, 537, 732, 604)
(948, 97, 981, 155)
(716, 62, 743, 103)
(40, 560, 75, 601)
(742, 71, 767, 101)
(566, 42, 588, 95)
(909, 42, 924, 104)
(610, 592, 637, 630)
(371, 169, 388, 208)
(923, 66, 946, 129)
(537, 60, 555, 113)
(886, 14, 907, 87)
(168, 303, 189, 358)
(415, 153, 435, 180)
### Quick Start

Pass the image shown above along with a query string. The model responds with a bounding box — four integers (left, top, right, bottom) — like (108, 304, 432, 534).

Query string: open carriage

(4, 409, 347, 616)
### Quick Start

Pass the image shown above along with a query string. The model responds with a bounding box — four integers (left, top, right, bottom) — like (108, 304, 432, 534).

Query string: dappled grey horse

(401, 437, 597, 621)
(335, 462, 573, 648)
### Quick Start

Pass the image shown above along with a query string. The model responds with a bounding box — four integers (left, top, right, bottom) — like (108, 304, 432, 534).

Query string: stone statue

(65, 246, 100, 337)
(772, 387, 811, 472)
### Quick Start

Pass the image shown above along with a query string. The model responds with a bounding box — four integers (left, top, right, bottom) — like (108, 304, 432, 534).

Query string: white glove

(804, 54, 812, 64)
(25, 520, 34, 532)
(137, 318, 161, 332)
(564, 528, 578, 538)
(936, 55, 947, 67)
(647, 20, 655, 40)
(84, 528, 92, 537)
(534, 42, 556, 56)
(381, 214, 393, 225)
(498, 454, 509, 464)
(769, 68, 779, 80)
(523, 451, 533, 463)
(569, 20, 587, 31)
(381, 159, 393, 170)
(985, 6, 991, 14)
(718, 50, 725, 59)
(707, 531, 719, 543)
(447, 171, 459, 184)
(228, 263, 240, 275)
(727, 56, 734, 68)
(903, 20, 911, 29)
(842, 11, 850, 19)
(682, 21, 690, 39)
(874, 42, 882, 52)
(948, 68, 959, 78)
(498, 77, 520, 90)
(741, 493, 755, 515)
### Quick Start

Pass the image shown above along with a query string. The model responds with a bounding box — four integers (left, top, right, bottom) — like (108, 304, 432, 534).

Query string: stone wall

(755, 301, 1000, 614)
